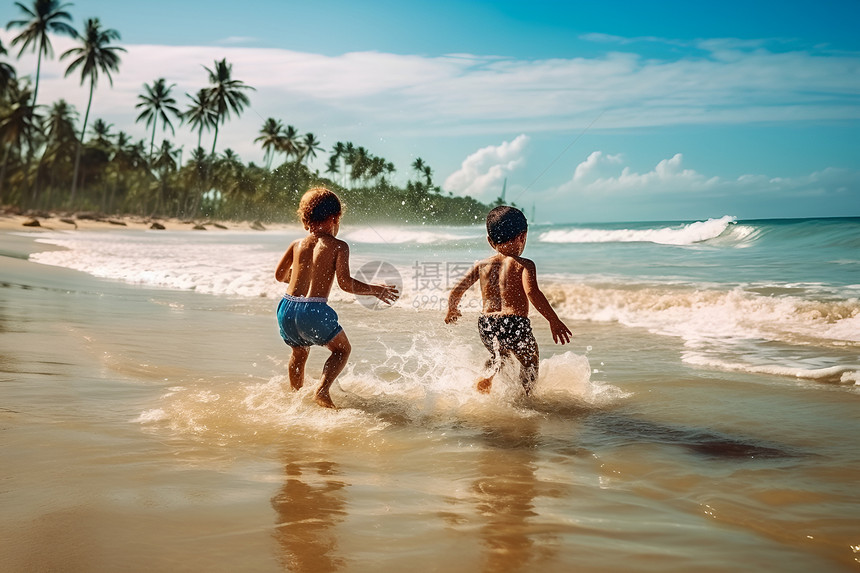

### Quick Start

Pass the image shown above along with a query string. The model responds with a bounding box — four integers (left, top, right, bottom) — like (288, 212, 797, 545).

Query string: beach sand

(0, 210, 285, 233)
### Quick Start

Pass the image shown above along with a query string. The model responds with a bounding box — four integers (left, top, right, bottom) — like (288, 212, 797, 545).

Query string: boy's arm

(274, 242, 294, 283)
(445, 263, 480, 323)
(522, 259, 572, 344)
(334, 241, 399, 304)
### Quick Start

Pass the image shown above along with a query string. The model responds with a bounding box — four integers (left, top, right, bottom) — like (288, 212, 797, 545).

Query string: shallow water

(2, 220, 859, 571)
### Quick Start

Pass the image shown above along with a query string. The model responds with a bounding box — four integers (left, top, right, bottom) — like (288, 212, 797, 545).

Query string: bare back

(276, 233, 345, 299)
(478, 254, 531, 316)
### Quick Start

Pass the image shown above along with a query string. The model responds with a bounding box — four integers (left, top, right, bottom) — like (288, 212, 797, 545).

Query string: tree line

(0, 0, 490, 225)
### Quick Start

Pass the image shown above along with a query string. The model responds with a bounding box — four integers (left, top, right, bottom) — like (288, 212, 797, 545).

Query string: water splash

(135, 338, 628, 444)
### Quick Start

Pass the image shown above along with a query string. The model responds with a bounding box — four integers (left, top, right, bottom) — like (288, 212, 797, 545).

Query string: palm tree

(202, 58, 254, 156)
(153, 138, 178, 173)
(422, 164, 433, 187)
(342, 141, 355, 187)
(331, 141, 345, 161)
(0, 39, 17, 96)
(135, 78, 180, 159)
(61, 17, 125, 204)
(213, 148, 242, 199)
(368, 155, 386, 183)
(324, 154, 339, 178)
(330, 141, 346, 185)
(254, 117, 282, 169)
(7, 0, 77, 107)
(88, 118, 112, 147)
(43, 98, 77, 145)
(300, 132, 322, 165)
(349, 146, 371, 183)
(411, 157, 426, 180)
(0, 78, 39, 201)
(38, 97, 76, 198)
(152, 138, 178, 214)
(106, 129, 132, 211)
(181, 145, 210, 215)
(277, 124, 300, 163)
(182, 88, 216, 150)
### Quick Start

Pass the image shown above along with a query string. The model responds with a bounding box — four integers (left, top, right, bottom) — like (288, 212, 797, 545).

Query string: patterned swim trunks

(477, 314, 538, 359)
(477, 314, 539, 392)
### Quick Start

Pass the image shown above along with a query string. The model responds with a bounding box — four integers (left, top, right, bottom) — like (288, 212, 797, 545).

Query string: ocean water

(2, 216, 859, 571)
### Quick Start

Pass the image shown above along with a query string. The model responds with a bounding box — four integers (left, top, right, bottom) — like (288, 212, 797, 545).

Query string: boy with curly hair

(275, 187, 399, 408)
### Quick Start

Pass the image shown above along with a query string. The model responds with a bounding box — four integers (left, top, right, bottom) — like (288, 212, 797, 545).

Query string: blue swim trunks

(277, 294, 343, 347)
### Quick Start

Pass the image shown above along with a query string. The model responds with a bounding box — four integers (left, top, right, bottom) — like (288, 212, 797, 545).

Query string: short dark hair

(298, 186, 342, 228)
(486, 206, 528, 244)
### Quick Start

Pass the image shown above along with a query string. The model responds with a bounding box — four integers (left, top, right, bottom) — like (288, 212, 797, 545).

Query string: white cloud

(5, 30, 858, 141)
(1, 30, 857, 197)
(573, 151, 624, 183)
(544, 152, 860, 221)
(559, 153, 719, 196)
(443, 135, 530, 201)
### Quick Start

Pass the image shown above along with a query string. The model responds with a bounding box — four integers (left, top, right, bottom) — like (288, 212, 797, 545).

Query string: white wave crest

(539, 215, 739, 245)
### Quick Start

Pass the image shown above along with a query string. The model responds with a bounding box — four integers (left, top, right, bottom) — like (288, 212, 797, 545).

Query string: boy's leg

(288, 346, 310, 391)
(511, 346, 539, 396)
(477, 350, 506, 394)
(315, 330, 351, 408)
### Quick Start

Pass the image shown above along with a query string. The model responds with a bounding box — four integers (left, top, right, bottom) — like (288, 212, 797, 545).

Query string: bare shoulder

(308, 234, 346, 251)
(499, 254, 534, 272)
(475, 255, 497, 268)
(327, 235, 349, 252)
(513, 255, 536, 271)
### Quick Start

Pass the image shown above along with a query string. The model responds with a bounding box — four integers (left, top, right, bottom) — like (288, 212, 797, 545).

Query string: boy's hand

(550, 318, 572, 345)
(374, 284, 400, 305)
(445, 307, 461, 324)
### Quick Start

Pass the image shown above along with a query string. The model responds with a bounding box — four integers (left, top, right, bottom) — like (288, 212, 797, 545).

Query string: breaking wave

(538, 215, 749, 246)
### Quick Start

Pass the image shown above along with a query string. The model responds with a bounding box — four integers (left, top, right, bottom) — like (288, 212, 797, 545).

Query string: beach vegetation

(0, 1, 490, 224)
(61, 17, 125, 204)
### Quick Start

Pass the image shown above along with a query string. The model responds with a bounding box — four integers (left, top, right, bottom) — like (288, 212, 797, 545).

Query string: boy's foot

(290, 382, 303, 391)
(315, 389, 337, 409)
(476, 377, 492, 394)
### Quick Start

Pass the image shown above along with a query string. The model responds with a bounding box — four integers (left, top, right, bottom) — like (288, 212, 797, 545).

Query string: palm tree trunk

(32, 46, 43, 107)
(30, 152, 44, 207)
(0, 144, 11, 203)
(210, 124, 219, 156)
(149, 124, 157, 160)
(70, 82, 95, 207)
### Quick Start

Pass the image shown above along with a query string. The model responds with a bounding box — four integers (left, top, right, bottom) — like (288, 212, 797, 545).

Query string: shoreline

(0, 210, 294, 233)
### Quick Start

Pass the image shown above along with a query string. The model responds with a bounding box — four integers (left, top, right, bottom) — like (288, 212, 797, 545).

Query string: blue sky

(2, 0, 859, 222)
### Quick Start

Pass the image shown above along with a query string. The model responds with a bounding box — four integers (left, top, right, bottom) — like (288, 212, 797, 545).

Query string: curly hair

(297, 187, 342, 229)
(486, 206, 528, 244)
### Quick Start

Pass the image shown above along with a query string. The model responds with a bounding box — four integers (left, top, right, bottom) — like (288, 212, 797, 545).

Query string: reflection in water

(472, 421, 546, 573)
(271, 454, 348, 572)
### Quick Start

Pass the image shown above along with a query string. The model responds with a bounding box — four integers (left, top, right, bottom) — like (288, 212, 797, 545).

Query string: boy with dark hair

(275, 187, 399, 408)
(445, 206, 571, 395)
